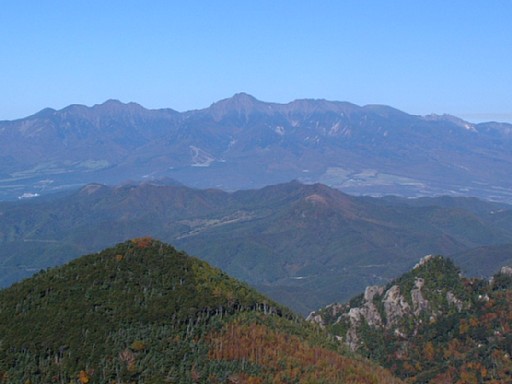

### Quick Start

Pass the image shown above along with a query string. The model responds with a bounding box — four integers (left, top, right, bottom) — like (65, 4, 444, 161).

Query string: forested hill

(0, 238, 402, 383)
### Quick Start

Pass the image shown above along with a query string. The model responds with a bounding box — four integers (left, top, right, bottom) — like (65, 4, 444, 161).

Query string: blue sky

(1, 1, 511, 122)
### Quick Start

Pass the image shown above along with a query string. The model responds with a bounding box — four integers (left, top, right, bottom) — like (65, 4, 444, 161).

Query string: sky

(1, 1, 511, 122)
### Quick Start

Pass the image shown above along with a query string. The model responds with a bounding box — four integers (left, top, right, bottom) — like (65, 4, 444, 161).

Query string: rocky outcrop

(413, 254, 434, 270)
(411, 278, 429, 316)
(500, 265, 512, 276)
(358, 286, 385, 327)
(309, 255, 470, 352)
(446, 291, 463, 312)
(382, 285, 411, 328)
(308, 257, 512, 383)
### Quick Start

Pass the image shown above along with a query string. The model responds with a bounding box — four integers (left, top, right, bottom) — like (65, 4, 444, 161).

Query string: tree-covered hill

(309, 256, 512, 383)
(0, 238, 402, 383)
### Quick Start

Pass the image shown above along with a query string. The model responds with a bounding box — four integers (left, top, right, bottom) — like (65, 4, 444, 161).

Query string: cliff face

(309, 255, 467, 350)
(309, 255, 512, 383)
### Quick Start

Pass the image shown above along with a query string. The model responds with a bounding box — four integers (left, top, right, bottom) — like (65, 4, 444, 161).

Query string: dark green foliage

(491, 270, 512, 290)
(0, 238, 401, 383)
(0, 238, 293, 383)
(390, 256, 468, 310)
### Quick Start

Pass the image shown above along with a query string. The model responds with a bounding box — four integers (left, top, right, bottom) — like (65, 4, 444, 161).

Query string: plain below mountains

(1, 180, 512, 315)
(1, 93, 512, 202)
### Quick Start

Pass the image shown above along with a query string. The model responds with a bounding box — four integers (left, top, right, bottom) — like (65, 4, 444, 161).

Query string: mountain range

(1, 93, 512, 202)
(1, 180, 512, 315)
(3, 93, 512, 381)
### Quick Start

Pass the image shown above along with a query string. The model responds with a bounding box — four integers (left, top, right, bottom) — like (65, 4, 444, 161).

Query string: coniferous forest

(0, 238, 402, 383)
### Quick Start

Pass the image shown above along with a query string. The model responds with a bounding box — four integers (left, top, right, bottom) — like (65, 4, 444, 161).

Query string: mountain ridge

(1, 94, 511, 202)
(2, 180, 512, 314)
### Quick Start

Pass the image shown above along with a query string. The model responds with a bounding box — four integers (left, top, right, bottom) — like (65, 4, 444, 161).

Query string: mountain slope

(0, 238, 402, 383)
(1, 181, 512, 315)
(309, 256, 512, 383)
(1, 94, 512, 202)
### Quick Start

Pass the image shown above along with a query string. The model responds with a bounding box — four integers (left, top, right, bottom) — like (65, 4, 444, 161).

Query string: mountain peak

(208, 93, 270, 119)
(213, 92, 260, 107)
(231, 92, 258, 103)
(31, 107, 57, 119)
(309, 255, 512, 382)
(55, 100, 148, 117)
(92, 99, 146, 114)
(99, 98, 125, 106)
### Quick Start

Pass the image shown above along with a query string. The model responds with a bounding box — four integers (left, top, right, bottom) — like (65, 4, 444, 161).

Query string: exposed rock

(345, 323, 361, 351)
(306, 313, 324, 326)
(309, 255, 474, 357)
(411, 278, 429, 315)
(344, 286, 384, 328)
(364, 285, 384, 301)
(337, 286, 385, 351)
(446, 291, 464, 312)
(478, 293, 490, 302)
(413, 254, 434, 270)
(383, 285, 410, 328)
(362, 301, 383, 328)
(500, 266, 512, 276)
(393, 328, 408, 339)
(328, 303, 346, 318)
(306, 302, 345, 326)
(347, 304, 382, 327)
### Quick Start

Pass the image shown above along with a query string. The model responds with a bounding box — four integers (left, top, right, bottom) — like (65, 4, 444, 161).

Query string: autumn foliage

(130, 236, 153, 248)
(207, 319, 403, 384)
(317, 257, 512, 383)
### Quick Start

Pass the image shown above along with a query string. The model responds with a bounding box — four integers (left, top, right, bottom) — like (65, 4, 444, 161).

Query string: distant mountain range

(1, 180, 512, 314)
(1, 93, 512, 201)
